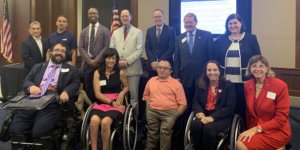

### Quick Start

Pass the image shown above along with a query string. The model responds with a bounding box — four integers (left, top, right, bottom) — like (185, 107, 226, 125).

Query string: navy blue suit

(10, 62, 80, 139)
(145, 25, 176, 77)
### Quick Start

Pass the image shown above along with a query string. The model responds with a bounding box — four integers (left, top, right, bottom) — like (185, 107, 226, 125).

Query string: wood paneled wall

(273, 68, 300, 96)
(31, 0, 77, 38)
(296, 0, 300, 68)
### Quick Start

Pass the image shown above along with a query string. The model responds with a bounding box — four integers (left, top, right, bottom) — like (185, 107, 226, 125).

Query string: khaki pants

(145, 106, 178, 150)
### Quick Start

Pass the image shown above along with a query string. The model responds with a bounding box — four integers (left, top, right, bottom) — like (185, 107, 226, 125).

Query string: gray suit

(79, 22, 110, 101)
(110, 25, 144, 107)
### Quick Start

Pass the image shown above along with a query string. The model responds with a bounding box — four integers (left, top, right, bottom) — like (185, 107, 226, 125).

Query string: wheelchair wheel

(229, 114, 244, 150)
(81, 104, 94, 149)
(123, 104, 138, 150)
(184, 112, 195, 150)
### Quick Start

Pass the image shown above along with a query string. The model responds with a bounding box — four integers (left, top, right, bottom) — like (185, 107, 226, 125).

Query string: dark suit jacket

(145, 24, 176, 65)
(79, 23, 110, 67)
(213, 33, 261, 81)
(21, 36, 48, 76)
(244, 77, 291, 140)
(23, 62, 80, 107)
(174, 29, 214, 88)
(193, 80, 236, 121)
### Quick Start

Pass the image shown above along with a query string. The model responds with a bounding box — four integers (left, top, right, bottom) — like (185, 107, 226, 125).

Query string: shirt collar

(32, 36, 41, 40)
(156, 24, 164, 31)
(188, 29, 196, 36)
(48, 60, 62, 68)
(89, 22, 99, 28)
(155, 75, 172, 82)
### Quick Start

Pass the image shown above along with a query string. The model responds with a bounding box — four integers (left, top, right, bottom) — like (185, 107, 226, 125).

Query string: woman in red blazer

(237, 55, 291, 150)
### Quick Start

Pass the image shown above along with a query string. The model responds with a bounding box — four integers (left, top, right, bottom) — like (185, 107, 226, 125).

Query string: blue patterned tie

(188, 33, 194, 54)
(29, 65, 58, 98)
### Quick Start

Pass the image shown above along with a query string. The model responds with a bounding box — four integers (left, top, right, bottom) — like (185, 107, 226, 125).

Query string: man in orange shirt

(143, 60, 187, 150)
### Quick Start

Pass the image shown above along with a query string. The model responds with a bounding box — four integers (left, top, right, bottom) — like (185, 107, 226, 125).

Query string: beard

(51, 54, 65, 64)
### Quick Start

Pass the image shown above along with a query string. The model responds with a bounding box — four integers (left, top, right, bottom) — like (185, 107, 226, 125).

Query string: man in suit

(173, 12, 214, 150)
(9, 42, 80, 150)
(79, 8, 110, 101)
(47, 15, 77, 65)
(110, 9, 144, 109)
(22, 21, 48, 77)
(145, 9, 176, 78)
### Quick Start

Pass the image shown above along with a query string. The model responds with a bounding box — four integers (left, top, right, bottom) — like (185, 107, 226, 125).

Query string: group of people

(7, 6, 291, 150)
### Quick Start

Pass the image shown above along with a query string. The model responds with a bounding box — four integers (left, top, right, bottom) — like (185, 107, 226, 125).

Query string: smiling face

(227, 18, 242, 34)
(206, 62, 220, 82)
(56, 16, 68, 32)
(29, 23, 41, 38)
(250, 60, 268, 81)
(105, 55, 117, 69)
(157, 60, 172, 79)
(184, 15, 197, 32)
(50, 43, 66, 64)
(121, 10, 132, 26)
(153, 10, 164, 27)
(88, 8, 99, 24)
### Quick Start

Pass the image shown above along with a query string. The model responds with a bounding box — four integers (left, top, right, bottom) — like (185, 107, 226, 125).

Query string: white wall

(138, 0, 169, 37)
(137, 0, 296, 68)
(252, 0, 296, 68)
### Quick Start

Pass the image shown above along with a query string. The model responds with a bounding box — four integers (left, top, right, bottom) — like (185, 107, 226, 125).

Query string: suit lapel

(124, 27, 133, 46)
(246, 79, 258, 119)
(29, 37, 43, 59)
(37, 62, 49, 85)
(192, 30, 202, 55)
(57, 63, 69, 91)
(180, 32, 191, 56)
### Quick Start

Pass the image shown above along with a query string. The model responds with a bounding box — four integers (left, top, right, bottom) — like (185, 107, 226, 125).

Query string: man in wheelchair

(8, 42, 80, 150)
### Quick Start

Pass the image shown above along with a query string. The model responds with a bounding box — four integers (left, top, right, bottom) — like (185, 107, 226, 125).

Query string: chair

(184, 112, 244, 150)
(80, 96, 138, 150)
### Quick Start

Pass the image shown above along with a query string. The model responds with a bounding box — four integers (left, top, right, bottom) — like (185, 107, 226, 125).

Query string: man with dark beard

(9, 42, 80, 150)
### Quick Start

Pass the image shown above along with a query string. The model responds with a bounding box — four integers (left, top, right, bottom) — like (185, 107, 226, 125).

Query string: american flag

(1, 0, 13, 63)
(110, 0, 120, 35)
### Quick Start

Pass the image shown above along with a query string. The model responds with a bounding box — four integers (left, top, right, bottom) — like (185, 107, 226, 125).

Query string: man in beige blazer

(110, 9, 144, 112)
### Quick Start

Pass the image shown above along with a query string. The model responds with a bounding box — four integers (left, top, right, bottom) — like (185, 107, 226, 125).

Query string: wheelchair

(1, 92, 81, 150)
(184, 112, 244, 150)
(80, 96, 138, 150)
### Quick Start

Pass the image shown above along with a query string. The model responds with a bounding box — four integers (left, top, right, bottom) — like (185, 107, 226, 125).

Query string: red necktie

(124, 27, 128, 40)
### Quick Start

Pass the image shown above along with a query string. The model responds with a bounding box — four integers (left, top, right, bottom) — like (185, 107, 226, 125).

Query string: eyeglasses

(157, 66, 171, 71)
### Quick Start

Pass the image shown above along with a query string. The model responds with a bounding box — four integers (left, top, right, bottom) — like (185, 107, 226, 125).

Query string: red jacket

(244, 77, 291, 139)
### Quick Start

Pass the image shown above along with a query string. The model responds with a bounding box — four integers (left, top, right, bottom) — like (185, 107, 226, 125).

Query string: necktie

(29, 65, 58, 98)
(188, 33, 194, 54)
(124, 27, 128, 40)
(156, 28, 161, 42)
(89, 25, 95, 56)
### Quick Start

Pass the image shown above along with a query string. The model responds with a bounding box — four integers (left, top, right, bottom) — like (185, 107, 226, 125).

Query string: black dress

(90, 70, 124, 121)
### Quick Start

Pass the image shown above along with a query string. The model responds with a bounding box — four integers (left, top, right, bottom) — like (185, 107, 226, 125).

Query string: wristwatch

(256, 125, 262, 133)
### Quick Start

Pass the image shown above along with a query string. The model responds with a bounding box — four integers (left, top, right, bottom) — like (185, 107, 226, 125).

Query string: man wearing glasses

(143, 60, 186, 150)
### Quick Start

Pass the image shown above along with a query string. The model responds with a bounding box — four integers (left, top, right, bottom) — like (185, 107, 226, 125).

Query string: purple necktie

(29, 65, 58, 98)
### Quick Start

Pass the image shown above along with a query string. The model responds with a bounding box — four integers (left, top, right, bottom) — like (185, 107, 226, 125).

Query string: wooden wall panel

(296, 0, 300, 68)
(31, 0, 77, 38)
(273, 68, 300, 96)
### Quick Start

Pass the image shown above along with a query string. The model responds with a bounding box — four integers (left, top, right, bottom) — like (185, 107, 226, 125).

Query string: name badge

(181, 37, 187, 43)
(266, 91, 276, 100)
(100, 80, 107, 86)
(61, 68, 69, 72)
(62, 38, 67, 41)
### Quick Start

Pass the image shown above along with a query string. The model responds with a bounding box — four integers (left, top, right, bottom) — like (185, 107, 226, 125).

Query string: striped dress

(224, 32, 245, 83)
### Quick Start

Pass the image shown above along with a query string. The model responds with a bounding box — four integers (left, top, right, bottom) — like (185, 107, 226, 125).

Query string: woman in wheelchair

(237, 55, 291, 150)
(89, 48, 129, 150)
(190, 60, 236, 150)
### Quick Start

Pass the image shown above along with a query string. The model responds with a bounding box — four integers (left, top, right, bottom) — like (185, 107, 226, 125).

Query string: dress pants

(191, 116, 231, 150)
(9, 103, 62, 138)
(145, 106, 178, 150)
(127, 75, 140, 108)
